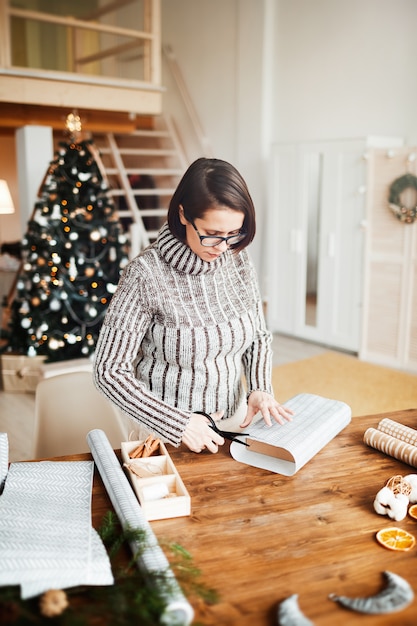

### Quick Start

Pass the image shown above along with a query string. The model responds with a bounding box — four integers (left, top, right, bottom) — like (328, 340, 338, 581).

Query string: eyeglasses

(189, 221, 246, 248)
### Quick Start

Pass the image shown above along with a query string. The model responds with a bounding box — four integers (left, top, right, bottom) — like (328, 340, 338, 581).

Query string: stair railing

(163, 45, 213, 158)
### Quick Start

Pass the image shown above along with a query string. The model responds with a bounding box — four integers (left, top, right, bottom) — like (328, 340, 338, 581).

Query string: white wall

(162, 0, 239, 163)
(161, 0, 269, 270)
(161, 0, 417, 277)
(0, 134, 20, 245)
(275, 0, 417, 144)
(16, 126, 54, 236)
(162, 0, 417, 157)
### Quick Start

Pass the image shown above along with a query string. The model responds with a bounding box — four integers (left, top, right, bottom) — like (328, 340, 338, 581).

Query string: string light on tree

(6, 115, 129, 362)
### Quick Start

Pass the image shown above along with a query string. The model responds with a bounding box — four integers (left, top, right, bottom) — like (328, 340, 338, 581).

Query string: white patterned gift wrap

(377, 418, 417, 446)
(0, 460, 114, 599)
(87, 428, 194, 626)
(231, 393, 351, 475)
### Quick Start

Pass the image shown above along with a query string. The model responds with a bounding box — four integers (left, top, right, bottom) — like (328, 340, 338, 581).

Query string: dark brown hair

(167, 158, 256, 252)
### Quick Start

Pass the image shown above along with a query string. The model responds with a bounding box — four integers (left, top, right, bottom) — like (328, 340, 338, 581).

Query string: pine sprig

(0, 511, 218, 625)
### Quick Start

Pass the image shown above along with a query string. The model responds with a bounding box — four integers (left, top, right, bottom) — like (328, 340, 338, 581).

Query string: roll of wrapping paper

(0, 433, 8, 493)
(86, 429, 194, 626)
(363, 427, 417, 468)
(377, 418, 417, 447)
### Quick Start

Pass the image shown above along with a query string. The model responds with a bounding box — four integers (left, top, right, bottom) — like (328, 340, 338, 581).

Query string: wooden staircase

(95, 115, 189, 258)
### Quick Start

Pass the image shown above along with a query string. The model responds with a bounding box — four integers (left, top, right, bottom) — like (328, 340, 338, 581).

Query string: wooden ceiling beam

(0, 103, 155, 133)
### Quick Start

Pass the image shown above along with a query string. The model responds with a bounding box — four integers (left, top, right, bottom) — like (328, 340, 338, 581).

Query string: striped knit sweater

(93, 223, 273, 446)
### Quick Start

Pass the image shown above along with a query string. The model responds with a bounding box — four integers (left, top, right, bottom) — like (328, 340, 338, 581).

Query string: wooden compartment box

(121, 440, 191, 521)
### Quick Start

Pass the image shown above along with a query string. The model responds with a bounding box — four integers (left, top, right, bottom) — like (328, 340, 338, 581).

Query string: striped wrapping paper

(363, 418, 417, 467)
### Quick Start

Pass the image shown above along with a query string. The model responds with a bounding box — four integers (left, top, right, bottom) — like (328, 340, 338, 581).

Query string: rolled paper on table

(377, 418, 417, 447)
(86, 429, 194, 626)
(363, 428, 417, 468)
(0, 433, 8, 492)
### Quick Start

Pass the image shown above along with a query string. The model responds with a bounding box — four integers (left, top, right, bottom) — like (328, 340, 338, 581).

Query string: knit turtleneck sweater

(93, 224, 273, 446)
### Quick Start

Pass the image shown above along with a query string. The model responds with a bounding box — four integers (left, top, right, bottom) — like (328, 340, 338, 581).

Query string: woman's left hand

(240, 391, 294, 429)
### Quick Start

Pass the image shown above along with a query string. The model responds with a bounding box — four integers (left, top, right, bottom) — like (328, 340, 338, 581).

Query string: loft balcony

(0, 0, 163, 117)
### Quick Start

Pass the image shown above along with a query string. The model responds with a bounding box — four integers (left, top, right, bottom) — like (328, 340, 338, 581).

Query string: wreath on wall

(388, 173, 417, 223)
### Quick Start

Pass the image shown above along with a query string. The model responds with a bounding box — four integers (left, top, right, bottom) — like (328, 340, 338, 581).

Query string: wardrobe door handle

(327, 233, 335, 257)
(290, 229, 303, 254)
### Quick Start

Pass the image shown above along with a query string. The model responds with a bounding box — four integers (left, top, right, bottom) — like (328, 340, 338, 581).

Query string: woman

(94, 158, 292, 453)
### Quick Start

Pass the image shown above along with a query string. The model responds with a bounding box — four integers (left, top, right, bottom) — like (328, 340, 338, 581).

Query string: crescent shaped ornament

(277, 594, 315, 625)
(329, 571, 413, 614)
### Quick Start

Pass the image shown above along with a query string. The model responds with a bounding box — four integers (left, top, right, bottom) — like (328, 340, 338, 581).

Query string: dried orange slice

(409, 504, 417, 520)
(376, 527, 416, 551)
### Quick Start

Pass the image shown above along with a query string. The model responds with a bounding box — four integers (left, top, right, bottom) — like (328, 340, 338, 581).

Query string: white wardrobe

(266, 138, 417, 373)
(265, 139, 367, 353)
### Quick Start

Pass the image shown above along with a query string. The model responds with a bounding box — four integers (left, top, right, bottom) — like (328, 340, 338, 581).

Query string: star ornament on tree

(65, 112, 82, 141)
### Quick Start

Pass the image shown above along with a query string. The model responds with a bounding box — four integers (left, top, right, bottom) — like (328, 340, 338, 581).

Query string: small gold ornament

(39, 589, 69, 618)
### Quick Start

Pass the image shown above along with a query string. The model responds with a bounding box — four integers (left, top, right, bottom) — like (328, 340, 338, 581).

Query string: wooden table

(90, 409, 417, 625)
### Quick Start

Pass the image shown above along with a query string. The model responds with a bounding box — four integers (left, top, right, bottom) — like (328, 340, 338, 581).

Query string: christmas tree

(6, 118, 129, 362)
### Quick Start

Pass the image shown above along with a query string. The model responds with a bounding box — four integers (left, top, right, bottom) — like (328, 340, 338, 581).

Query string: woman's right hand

(182, 411, 225, 453)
